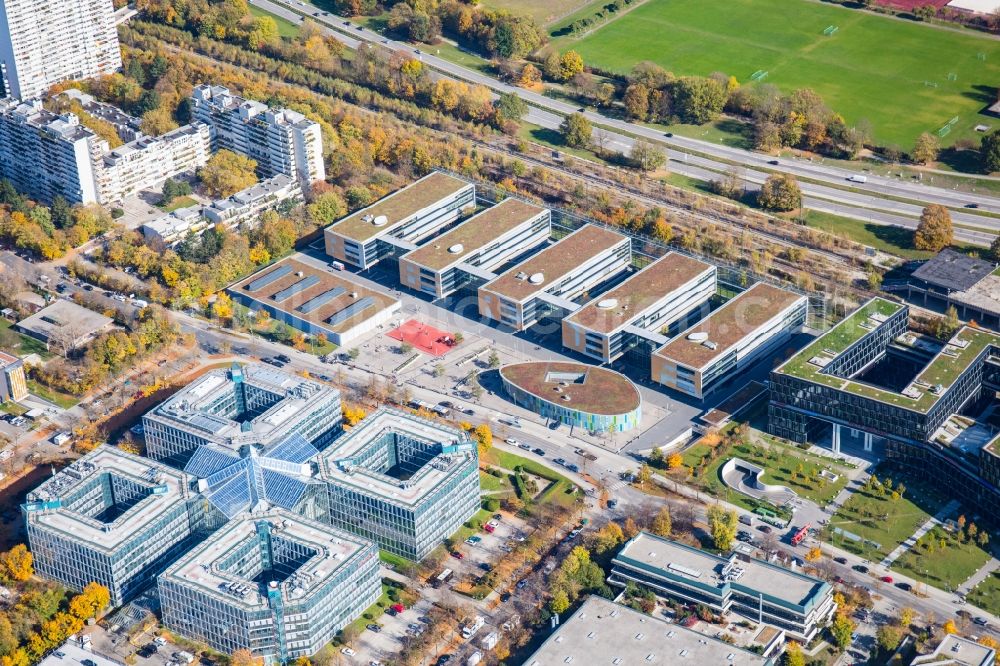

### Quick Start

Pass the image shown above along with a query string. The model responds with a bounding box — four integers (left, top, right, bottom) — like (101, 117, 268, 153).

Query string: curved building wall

(500, 376, 641, 433)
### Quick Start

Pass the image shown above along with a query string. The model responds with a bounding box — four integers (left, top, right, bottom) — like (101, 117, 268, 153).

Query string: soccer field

(555, 0, 1000, 148)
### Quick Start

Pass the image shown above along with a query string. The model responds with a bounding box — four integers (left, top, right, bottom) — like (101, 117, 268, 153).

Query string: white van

(847, 174, 867, 184)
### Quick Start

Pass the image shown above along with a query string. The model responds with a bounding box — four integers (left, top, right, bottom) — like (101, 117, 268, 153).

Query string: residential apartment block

(318, 409, 480, 560)
(159, 510, 380, 662)
(0, 0, 121, 100)
(142, 364, 343, 466)
(0, 351, 27, 402)
(478, 225, 631, 331)
(325, 171, 475, 270)
(24, 447, 203, 606)
(398, 198, 550, 299)
(97, 123, 212, 204)
(0, 99, 103, 204)
(562, 252, 716, 363)
(191, 85, 325, 187)
(653, 282, 807, 399)
(142, 175, 302, 247)
(609, 532, 836, 642)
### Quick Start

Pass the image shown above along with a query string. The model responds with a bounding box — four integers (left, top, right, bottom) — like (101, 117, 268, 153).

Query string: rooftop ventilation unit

(597, 298, 618, 310)
(448, 244, 464, 254)
(687, 331, 708, 342)
(372, 215, 388, 226)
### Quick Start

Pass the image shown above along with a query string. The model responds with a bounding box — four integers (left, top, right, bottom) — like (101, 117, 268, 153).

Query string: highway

(247, 0, 1000, 245)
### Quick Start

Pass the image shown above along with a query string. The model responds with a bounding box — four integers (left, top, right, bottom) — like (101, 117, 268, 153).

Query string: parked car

(366, 623, 382, 633)
(834, 557, 848, 564)
(553, 458, 566, 466)
(896, 582, 912, 592)
(853, 564, 869, 574)
(341, 648, 356, 656)
(532, 448, 545, 456)
(391, 603, 405, 613)
(880, 575, 893, 584)
(974, 616, 989, 626)
(451, 551, 464, 560)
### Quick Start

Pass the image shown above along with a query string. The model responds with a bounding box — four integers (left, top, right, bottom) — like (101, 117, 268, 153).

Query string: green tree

(651, 506, 672, 537)
(0, 544, 33, 583)
(831, 613, 854, 651)
(757, 173, 802, 211)
(560, 112, 592, 148)
(307, 192, 348, 225)
(707, 505, 738, 552)
(622, 83, 650, 120)
(988, 235, 1000, 262)
(981, 129, 1000, 172)
(876, 624, 902, 652)
(198, 150, 258, 198)
(673, 76, 727, 124)
(783, 641, 805, 666)
(549, 589, 570, 615)
(629, 138, 666, 172)
(495, 92, 528, 124)
(914, 204, 953, 251)
(912, 132, 939, 165)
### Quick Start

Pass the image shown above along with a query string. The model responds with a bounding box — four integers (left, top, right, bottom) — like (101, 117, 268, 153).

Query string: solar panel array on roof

(184, 446, 240, 479)
(327, 297, 374, 326)
(246, 264, 294, 292)
(184, 413, 231, 435)
(272, 276, 321, 302)
(297, 287, 347, 314)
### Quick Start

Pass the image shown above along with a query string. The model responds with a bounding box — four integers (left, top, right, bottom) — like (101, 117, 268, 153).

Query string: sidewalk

(958, 557, 1000, 596)
(879, 499, 960, 569)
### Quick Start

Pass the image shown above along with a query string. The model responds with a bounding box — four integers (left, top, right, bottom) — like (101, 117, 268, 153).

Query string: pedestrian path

(958, 557, 1000, 596)
(879, 499, 960, 568)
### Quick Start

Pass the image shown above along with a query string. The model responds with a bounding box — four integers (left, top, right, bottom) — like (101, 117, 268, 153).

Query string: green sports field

(554, 0, 1000, 148)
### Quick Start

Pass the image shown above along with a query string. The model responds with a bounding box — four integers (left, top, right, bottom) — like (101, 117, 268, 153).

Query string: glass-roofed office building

(159, 509, 379, 662)
(25, 447, 205, 605)
(318, 409, 480, 560)
(143, 364, 342, 466)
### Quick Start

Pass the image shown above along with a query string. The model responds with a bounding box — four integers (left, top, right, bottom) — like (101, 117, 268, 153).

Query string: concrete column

(864, 432, 873, 452)
(832, 423, 841, 454)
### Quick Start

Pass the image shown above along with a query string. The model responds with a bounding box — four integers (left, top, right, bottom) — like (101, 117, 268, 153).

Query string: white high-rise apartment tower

(0, 0, 122, 100)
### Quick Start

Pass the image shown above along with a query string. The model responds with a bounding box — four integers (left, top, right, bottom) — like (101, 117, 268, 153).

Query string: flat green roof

(326, 172, 471, 243)
(401, 198, 546, 271)
(775, 298, 1000, 413)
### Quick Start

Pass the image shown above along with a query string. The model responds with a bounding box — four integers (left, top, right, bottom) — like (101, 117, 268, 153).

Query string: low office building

(499, 361, 642, 433)
(228, 257, 401, 347)
(523, 596, 776, 666)
(653, 282, 807, 400)
(905, 249, 1000, 331)
(318, 409, 480, 560)
(142, 363, 343, 466)
(191, 85, 325, 187)
(0, 351, 27, 402)
(398, 198, 550, 299)
(97, 123, 212, 204)
(912, 634, 996, 666)
(25, 447, 202, 606)
(562, 252, 717, 363)
(478, 224, 631, 331)
(158, 510, 380, 661)
(16, 300, 114, 353)
(609, 532, 836, 642)
(325, 171, 475, 270)
(769, 297, 1000, 513)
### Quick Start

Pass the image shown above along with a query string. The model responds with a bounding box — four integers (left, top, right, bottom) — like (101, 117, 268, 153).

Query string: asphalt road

(247, 0, 1000, 245)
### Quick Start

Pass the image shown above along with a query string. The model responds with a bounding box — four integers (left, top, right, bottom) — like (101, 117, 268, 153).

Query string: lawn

(479, 469, 514, 494)
(484, 0, 597, 26)
(554, 0, 1000, 148)
(27, 379, 79, 409)
(0, 319, 51, 359)
(892, 526, 991, 592)
(797, 209, 981, 260)
(682, 435, 850, 506)
(482, 448, 581, 507)
(249, 4, 301, 38)
(826, 472, 947, 560)
(379, 550, 415, 571)
(157, 195, 199, 213)
(967, 570, 1000, 618)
